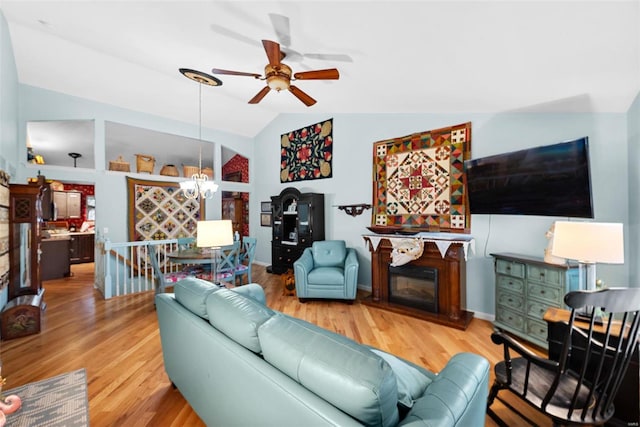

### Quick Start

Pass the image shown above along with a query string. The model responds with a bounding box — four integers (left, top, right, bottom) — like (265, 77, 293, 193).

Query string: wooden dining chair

(487, 287, 640, 426)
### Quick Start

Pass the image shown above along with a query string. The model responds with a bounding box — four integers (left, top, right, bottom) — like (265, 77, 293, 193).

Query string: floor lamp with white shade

(196, 220, 234, 286)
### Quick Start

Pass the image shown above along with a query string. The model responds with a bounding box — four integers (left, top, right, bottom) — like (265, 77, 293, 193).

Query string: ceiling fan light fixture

(265, 63, 291, 91)
(267, 76, 290, 91)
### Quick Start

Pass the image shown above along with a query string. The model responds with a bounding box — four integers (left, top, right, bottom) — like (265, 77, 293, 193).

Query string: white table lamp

(550, 221, 624, 293)
(196, 220, 233, 285)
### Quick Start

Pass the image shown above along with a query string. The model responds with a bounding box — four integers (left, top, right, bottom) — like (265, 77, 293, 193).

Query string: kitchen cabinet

(53, 191, 81, 219)
(69, 233, 95, 264)
(41, 238, 71, 280)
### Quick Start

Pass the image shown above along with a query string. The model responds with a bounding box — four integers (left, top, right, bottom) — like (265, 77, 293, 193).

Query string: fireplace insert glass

(388, 264, 438, 313)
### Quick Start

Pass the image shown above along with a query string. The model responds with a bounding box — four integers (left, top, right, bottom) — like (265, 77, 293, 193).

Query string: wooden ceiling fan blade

(262, 40, 281, 67)
(211, 68, 261, 78)
(293, 68, 340, 80)
(248, 86, 271, 104)
(289, 85, 316, 106)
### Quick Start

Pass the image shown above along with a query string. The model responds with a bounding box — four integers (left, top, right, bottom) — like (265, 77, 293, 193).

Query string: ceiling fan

(211, 39, 339, 106)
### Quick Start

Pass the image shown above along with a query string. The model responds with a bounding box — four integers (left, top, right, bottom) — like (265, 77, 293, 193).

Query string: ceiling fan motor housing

(265, 63, 292, 91)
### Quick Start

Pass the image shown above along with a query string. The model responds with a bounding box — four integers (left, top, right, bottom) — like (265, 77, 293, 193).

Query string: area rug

(127, 176, 204, 242)
(4, 368, 89, 426)
(372, 122, 472, 232)
(280, 118, 333, 182)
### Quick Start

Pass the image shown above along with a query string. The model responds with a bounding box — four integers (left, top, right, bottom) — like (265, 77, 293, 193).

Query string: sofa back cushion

(258, 314, 399, 427)
(174, 277, 221, 319)
(206, 289, 275, 353)
(312, 240, 347, 268)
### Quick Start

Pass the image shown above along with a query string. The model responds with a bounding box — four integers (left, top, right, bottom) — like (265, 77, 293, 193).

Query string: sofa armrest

(399, 352, 489, 427)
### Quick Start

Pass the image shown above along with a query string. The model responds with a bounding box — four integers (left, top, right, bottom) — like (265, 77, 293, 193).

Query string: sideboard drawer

(496, 307, 525, 333)
(526, 318, 549, 345)
(497, 275, 525, 294)
(528, 283, 563, 306)
(496, 259, 525, 278)
(497, 290, 525, 312)
(527, 265, 561, 286)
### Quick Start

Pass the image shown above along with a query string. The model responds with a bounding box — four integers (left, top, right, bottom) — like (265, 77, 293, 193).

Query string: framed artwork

(126, 176, 205, 241)
(280, 118, 333, 183)
(261, 213, 271, 227)
(261, 201, 271, 212)
(372, 122, 472, 232)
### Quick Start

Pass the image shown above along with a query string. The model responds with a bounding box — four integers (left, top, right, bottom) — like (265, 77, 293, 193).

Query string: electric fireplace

(388, 264, 438, 313)
(363, 236, 474, 330)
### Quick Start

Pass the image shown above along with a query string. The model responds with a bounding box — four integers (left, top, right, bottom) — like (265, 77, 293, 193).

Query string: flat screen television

(464, 137, 593, 218)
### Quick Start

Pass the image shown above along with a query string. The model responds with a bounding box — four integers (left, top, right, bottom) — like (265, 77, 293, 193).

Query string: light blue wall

(0, 12, 18, 309)
(0, 12, 18, 176)
(628, 93, 640, 285)
(16, 85, 253, 243)
(253, 112, 629, 318)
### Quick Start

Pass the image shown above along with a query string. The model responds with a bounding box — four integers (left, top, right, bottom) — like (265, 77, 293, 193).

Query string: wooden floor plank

(1, 262, 550, 426)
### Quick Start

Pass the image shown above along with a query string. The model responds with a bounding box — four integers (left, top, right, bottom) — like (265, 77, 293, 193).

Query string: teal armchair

(293, 240, 359, 301)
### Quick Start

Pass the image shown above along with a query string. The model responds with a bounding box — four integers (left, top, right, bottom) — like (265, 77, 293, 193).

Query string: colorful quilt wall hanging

(0, 170, 9, 290)
(126, 177, 204, 242)
(372, 122, 472, 233)
(280, 118, 333, 183)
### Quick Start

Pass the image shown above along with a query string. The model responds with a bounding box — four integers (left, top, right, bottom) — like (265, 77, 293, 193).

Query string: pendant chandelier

(178, 68, 222, 200)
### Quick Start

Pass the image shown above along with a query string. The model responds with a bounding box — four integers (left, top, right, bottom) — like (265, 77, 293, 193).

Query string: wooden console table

(362, 233, 475, 330)
(544, 307, 639, 426)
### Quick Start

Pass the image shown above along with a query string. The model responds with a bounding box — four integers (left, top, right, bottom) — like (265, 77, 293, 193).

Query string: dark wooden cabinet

(270, 187, 324, 274)
(70, 233, 95, 264)
(41, 238, 71, 280)
(2, 181, 46, 340)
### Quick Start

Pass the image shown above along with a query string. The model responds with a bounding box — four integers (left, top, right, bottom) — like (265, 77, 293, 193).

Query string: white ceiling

(2, 0, 639, 141)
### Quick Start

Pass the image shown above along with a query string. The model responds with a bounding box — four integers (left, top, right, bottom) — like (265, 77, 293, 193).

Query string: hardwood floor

(1, 263, 551, 426)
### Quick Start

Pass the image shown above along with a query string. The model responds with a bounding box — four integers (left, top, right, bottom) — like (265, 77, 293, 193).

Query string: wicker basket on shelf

(160, 164, 179, 177)
(183, 165, 199, 177)
(135, 154, 155, 174)
(108, 156, 130, 172)
(202, 167, 213, 179)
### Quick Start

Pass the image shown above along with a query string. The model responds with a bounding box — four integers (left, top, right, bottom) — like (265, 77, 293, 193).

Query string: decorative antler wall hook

(335, 204, 372, 217)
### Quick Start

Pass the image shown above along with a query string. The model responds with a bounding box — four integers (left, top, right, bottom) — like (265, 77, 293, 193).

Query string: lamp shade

(551, 221, 624, 264)
(196, 220, 233, 248)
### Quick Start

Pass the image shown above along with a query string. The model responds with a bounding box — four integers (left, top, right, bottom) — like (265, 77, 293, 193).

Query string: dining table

(166, 248, 216, 265)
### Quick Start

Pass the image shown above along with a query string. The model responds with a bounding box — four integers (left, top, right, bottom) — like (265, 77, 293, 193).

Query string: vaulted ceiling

(2, 1, 639, 139)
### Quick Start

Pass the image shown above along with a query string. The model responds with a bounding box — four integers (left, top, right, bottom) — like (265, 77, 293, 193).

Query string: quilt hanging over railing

(372, 122, 472, 233)
(127, 177, 204, 242)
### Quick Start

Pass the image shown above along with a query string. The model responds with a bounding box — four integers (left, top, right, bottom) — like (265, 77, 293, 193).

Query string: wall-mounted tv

(464, 137, 593, 218)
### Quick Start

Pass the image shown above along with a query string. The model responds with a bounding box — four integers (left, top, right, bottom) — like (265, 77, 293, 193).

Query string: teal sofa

(155, 278, 490, 427)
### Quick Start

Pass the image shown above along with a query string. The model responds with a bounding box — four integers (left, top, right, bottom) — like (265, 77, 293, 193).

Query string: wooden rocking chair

(487, 287, 640, 426)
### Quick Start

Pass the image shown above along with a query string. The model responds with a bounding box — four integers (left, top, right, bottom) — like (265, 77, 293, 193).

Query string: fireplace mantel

(362, 235, 474, 330)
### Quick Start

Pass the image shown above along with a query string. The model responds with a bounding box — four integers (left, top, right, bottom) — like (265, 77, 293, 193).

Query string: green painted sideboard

(491, 253, 580, 349)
